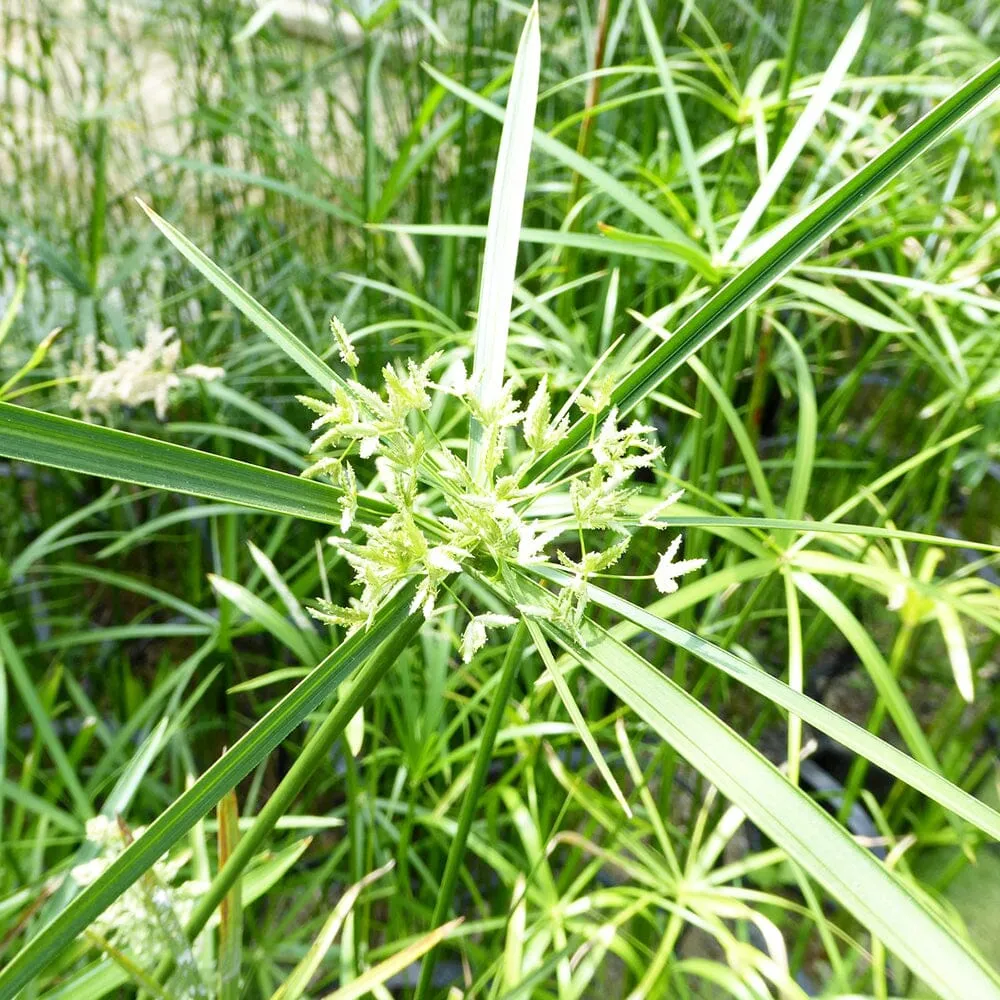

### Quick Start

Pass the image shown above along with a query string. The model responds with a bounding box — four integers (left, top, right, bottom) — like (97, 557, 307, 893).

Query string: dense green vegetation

(2, 1, 1000, 997)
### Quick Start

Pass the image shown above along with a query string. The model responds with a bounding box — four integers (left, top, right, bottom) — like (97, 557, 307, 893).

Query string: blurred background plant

(1, 0, 1000, 997)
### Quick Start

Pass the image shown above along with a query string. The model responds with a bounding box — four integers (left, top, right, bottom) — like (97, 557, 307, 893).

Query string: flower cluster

(72, 816, 209, 998)
(71, 325, 224, 422)
(301, 320, 705, 659)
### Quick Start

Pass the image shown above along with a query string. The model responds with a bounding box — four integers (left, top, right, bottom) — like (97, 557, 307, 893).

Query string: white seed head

(654, 536, 706, 595)
(331, 315, 359, 368)
(71, 326, 223, 422)
(461, 614, 517, 662)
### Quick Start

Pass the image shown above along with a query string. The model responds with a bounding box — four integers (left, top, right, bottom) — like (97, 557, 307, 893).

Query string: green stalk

(0, 638, 5, 889)
(363, 34, 385, 325)
(838, 621, 915, 823)
(457, 0, 477, 185)
(360, 678, 386, 943)
(0, 252, 28, 352)
(770, 0, 808, 158)
(559, 0, 613, 322)
(705, 322, 742, 497)
(216, 791, 242, 1000)
(87, 931, 173, 1000)
(746, 315, 774, 450)
(211, 401, 240, 739)
(150, 614, 423, 988)
(87, 117, 108, 295)
(413, 622, 528, 1000)
(925, 439, 959, 533)
(569, 0, 613, 212)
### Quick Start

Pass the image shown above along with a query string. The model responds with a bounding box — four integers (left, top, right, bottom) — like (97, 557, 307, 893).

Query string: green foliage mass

(1, 1, 1000, 998)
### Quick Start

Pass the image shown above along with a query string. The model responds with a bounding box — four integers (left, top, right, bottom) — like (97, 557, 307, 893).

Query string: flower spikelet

(297, 353, 705, 656)
(71, 326, 223, 422)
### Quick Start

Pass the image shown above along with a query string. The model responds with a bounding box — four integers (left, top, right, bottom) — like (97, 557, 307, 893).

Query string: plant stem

(150, 613, 422, 987)
(562, 0, 614, 321)
(838, 620, 914, 823)
(413, 622, 528, 1000)
(771, 0, 808, 158)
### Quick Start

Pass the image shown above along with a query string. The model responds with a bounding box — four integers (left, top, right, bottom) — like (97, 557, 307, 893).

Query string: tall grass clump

(1, 1, 1000, 998)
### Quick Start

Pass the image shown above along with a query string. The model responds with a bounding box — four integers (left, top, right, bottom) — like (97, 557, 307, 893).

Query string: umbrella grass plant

(2, 1, 1000, 997)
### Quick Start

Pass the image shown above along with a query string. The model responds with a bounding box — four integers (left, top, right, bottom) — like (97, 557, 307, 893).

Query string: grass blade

(0, 624, 92, 820)
(774, 322, 817, 541)
(524, 617, 631, 816)
(422, 67, 704, 254)
(161, 157, 362, 225)
(136, 200, 342, 394)
(636, 0, 717, 255)
(551, 615, 1000, 1000)
(468, 2, 540, 479)
(270, 862, 395, 1000)
(791, 571, 938, 769)
(686, 355, 777, 517)
(217, 791, 243, 1000)
(720, 6, 869, 262)
(523, 55, 1000, 484)
(96, 504, 249, 560)
(0, 404, 396, 525)
(642, 513, 1000, 555)
(0, 584, 417, 1000)
(149, 615, 424, 989)
(413, 623, 528, 1000)
(209, 574, 317, 665)
(771, 0, 810, 152)
(371, 222, 720, 276)
(532, 567, 1000, 841)
(326, 919, 463, 1000)
(9, 485, 121, 578)
(0, 252, 27, 350)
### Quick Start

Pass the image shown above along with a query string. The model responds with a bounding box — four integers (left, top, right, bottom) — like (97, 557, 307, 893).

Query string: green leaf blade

(523, 55, 1000, 484)
(468, 3, 541, 479)
(554, 616, 1000, 1000)
(0, 404, 381, 525)
(136, 200, 341, 395)
(0, 588, 419, 1000)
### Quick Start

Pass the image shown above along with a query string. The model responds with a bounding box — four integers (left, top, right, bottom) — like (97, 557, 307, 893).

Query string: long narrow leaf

(523, 617, 631, 816)
(0, 625, 92, 819)
(271, 862, 394, 1000)
(136, 201, 341, 394)
(371, 222, 720, 277)
(719, 6, 869, 261)
(636, 0, 716, 254)
(468, 3, 540, 479)
(0, 404, 394, 525)
(522, 56, 1000, 484)
(0, 585, 417, 1000)
(535, 568, 1000, 841)
(422, 66, 704, 254)
(549, 615, 1000, 1000)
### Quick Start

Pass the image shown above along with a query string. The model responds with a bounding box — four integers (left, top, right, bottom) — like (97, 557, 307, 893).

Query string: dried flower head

(72, 814, 210, 999)
(71, 325, 223, 422)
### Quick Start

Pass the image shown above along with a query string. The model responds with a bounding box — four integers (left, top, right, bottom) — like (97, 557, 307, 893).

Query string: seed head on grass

(70, 325, 224, 422)
(72, 816, 209, 998)
(299, 324, 705, 650)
